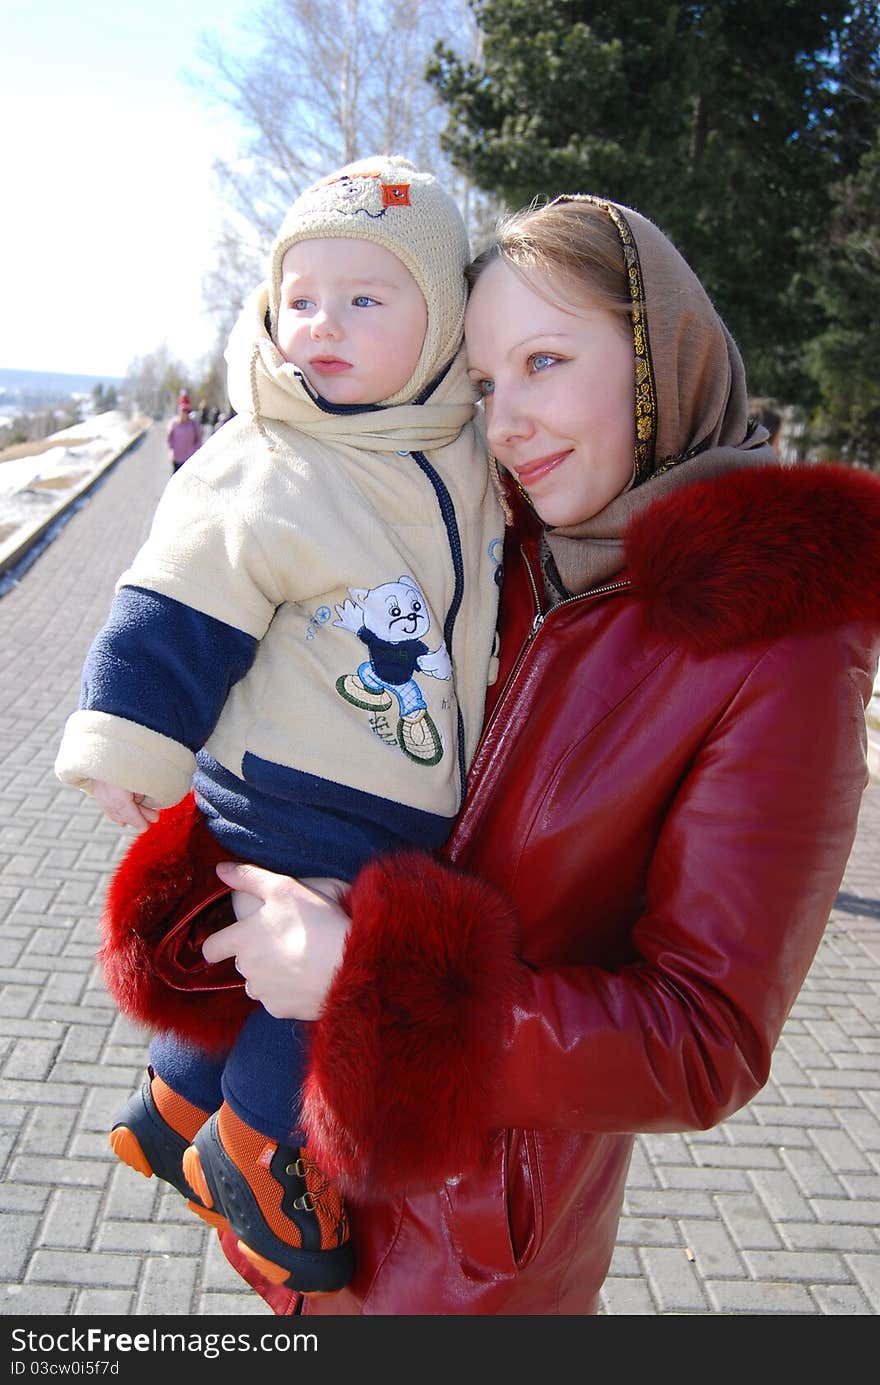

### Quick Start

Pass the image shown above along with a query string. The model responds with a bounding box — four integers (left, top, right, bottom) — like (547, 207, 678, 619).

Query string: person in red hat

(166, 391, 202, 471)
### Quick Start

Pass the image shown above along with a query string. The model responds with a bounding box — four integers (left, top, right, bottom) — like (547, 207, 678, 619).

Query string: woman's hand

(203, 862, 350, 1020)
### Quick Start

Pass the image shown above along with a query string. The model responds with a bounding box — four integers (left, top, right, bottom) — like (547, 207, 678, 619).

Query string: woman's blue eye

(478, 379, 495, 397)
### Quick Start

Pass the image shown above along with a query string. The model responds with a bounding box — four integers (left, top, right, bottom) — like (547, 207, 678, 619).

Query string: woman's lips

(309, 357, 352, 375)
(514, 450, 572, 486)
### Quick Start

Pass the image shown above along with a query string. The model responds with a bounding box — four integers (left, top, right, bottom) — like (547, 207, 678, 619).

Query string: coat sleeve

(54, 587, 258, 806)
(301, 628, 874, 1197)
(54, 464, 282, 806)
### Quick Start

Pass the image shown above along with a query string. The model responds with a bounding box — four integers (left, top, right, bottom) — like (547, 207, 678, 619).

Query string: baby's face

(276, 238, 427, 405)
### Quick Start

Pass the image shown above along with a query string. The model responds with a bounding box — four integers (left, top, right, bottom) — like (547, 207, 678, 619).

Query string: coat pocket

(442, 1128, 544, 1281)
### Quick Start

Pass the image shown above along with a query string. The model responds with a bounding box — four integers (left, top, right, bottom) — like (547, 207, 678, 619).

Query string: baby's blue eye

(530, 353, 556, 372)
(290, 298, 311, 311)
(353, 295, 378, 308)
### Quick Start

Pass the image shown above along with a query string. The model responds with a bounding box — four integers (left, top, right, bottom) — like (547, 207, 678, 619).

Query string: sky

(0, 1, 258, 379)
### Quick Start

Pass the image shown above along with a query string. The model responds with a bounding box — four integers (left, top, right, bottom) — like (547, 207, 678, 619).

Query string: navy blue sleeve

(79, 586, 258, 751)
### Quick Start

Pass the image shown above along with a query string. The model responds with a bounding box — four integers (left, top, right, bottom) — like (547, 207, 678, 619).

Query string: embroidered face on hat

(267, 155, 470, 405)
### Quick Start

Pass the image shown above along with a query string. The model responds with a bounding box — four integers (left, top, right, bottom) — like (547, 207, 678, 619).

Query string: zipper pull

(530, 611, 544, 637)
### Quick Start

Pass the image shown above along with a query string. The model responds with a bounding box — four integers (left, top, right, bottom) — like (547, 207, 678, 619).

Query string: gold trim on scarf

(575, 197, 658, 485)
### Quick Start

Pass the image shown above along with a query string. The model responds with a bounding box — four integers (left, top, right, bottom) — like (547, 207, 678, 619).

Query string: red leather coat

(220, 462, 880, 1315)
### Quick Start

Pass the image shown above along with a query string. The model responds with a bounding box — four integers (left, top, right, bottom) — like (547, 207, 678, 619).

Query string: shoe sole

(336, 674, 393, 711)
(398, 711, 443, 764)
(110, 1079, 208, 1205)
(184, 1116, 354, 1294)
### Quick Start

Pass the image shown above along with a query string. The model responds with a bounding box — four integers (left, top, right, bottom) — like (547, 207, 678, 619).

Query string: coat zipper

(484, 547, 632, 738)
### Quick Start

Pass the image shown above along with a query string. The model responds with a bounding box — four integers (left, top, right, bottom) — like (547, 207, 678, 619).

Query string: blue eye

(353, 295, 378, 308)
(477, 379, 495, 397)
(530, 353, 557, 372)
(290, 298, 311, 311)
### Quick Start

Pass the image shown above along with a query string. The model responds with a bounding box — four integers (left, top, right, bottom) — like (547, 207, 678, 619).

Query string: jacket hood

(623, 462, 880, 655)
(224, 284, 476, 454)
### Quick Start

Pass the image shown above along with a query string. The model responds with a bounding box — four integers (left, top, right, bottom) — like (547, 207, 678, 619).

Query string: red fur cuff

(98, 795, 255, 1052)
(300, 851, 522, 1200)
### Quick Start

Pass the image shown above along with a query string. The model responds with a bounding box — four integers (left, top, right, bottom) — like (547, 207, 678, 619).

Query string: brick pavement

(0, 424, 877, 1316)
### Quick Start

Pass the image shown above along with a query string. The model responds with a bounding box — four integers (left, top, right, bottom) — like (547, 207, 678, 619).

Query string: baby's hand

(92, 781, 160, 831)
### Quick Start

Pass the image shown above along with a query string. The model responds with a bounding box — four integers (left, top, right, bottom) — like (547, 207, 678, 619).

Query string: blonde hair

(466, 196, 634, 322)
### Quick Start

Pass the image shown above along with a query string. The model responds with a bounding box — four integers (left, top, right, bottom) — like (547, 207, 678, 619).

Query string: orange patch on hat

(381, 183, 411, 207)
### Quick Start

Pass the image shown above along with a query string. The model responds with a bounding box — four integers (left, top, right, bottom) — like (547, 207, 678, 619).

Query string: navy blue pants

(149, 1008, 310, 1144)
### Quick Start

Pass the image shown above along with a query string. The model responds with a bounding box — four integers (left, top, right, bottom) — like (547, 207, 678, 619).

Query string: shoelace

(288, 1152, 340, 1217)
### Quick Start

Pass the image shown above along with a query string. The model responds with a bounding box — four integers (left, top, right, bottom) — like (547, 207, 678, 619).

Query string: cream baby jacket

(55, 287, 503, 870)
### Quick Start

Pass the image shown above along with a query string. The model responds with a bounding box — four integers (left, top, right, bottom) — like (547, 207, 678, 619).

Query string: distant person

(166, 392, 202, 471)
(749, 397, 783, 457)
(53, 155, 502, 1297)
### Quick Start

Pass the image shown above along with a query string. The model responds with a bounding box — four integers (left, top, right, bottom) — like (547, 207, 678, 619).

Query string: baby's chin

(293, 367, 378, 408)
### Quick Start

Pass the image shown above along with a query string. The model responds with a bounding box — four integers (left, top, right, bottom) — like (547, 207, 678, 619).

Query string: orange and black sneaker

(182, 1102, 353, 1294)
(109, 1068, 228, 1230)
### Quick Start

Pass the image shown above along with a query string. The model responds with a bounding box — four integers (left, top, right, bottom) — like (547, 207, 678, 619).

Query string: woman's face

(465, 259, 635, 527)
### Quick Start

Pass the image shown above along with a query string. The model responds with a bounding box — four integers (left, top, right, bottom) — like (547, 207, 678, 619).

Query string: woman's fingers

(214, 859, 285, 898)
(201, 918, 244, 965)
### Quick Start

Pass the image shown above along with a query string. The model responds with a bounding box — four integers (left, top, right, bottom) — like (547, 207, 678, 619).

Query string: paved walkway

(0, 425, 877, 1316)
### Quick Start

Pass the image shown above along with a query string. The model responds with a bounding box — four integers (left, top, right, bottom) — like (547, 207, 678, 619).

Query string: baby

(55, 155, 503, 1294)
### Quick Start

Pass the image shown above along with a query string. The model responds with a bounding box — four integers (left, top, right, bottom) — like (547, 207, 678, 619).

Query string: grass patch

(0, 436, 97, 465)
(24, 472, 85, 491)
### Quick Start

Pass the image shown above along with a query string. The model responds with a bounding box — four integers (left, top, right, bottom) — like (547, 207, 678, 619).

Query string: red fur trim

(98, 795, 255, 1052)
(625, 464, 880, 654)
(301, 852, 522, 1200)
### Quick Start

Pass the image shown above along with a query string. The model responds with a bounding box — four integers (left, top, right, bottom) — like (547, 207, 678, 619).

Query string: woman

(146, 195, 880, 1314)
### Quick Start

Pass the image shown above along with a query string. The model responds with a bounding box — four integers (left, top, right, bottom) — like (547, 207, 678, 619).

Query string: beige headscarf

(532, 196, 776, 596)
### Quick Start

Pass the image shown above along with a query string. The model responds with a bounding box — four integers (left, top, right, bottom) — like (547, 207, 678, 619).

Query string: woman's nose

(485, 392, 533, 452)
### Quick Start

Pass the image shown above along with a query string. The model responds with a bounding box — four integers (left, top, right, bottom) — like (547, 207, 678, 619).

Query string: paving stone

(134, 1254, 198, 1315)
(0, 1216, 41, 1278)
(839, 1172, 880, 1203)
(615, 1215, 683, 1248)
(656, 1165, 750, 1192)
(27, 1248, 141, 1287)
(20, 1103, 78, 1157)
(624, 1189, 716, 1219)
(640, 1246, 710, 1313)
(845, 1253, 880, 1311)
(742, 1248, 849, 1283)
(0, 1284, 75, 1315)
(749, 1168, 816, 1221)
(606, 1244, 641, 1276)
(693, 1144, 784, 1170)
(779, 1222, 877, 1253)
(715, 1193, 785, 1250)
(810, 1283, 873, 1313)
(810, 1127, 874, 1172)
(679, 1217, 746, 1278)
(705, 1280, 818, 1314)
(100, 1219, 205, 1269)
(600, 1277, 658, 1315)
(39, 1188, 103, 1249)
(75, 1288, 136, 1314)
(812, 1198, 880, 1226)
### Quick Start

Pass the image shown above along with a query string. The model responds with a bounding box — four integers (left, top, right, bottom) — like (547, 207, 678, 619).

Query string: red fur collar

(624, 464, 880, 654)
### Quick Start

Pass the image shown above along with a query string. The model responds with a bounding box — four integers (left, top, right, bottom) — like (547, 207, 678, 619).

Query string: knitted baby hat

(267, 154, 470, 405)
